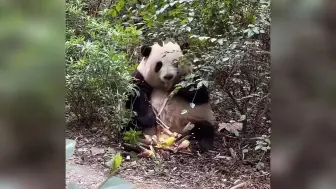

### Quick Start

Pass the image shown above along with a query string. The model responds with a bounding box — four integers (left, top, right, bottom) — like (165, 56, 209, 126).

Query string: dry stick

(122, 143, 144, 153)
(229, 182, 247, 189)
(156, 90, 175, 123)
(157, 96, 170, 116)
(181, 122, 194, 133)
(139, 138, 152, 145)
(156, 118, 170, 130)
(160, 125, 176, 137)
(151, 100, 170, 131)
(138, 142, 151, 149)
(175, 122, 194, 142)
(154, 93, 172, 130)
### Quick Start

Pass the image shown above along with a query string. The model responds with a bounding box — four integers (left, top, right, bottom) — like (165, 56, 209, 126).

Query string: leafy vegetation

(65, 0, 270, 159)
(123, 128, 142, 144)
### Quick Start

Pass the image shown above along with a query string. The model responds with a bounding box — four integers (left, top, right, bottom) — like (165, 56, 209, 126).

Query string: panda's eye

(155, 61, 163, 72)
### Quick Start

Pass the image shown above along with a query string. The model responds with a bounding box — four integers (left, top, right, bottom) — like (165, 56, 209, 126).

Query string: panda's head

(137, 40, 190, 91)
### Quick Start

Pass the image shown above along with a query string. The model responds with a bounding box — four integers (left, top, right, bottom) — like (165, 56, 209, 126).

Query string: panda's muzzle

(163, 74, 174, 81)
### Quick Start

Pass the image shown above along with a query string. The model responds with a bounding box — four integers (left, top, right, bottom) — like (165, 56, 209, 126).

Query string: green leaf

(255, 145, 262, 151)
(111, 153, 122, 174)
(135, 131, 142, 137)
(197, 81, 208, 89)
(252, 27, 259, 34)
(248, 15, 256, 23)
(99, 177, 133, 189)
(116, 5, 121, 12)
(180, 18, 189, 24)
(66, 139, 76, 161)
(247, 30, 254, 38)
(197, 82, 203, 89)
(217, 38, 224, 45)
(202, 81, 209, 88)
(110, 9, 117, 17)
(123, 136, 130, 141)
(223, 57, 229, 62)
(119, 0, 125, 8)
(233, 130, 239, 137)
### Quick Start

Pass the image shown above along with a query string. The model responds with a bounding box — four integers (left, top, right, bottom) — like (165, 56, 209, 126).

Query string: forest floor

(65, 124, 270, 189)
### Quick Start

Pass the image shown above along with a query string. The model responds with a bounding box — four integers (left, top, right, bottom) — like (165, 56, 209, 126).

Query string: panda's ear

(180, 42, 189, 52)
(140, 45, 152, 57)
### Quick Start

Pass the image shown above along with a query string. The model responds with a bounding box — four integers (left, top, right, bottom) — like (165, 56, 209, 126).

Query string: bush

(66, 0, 141, 133)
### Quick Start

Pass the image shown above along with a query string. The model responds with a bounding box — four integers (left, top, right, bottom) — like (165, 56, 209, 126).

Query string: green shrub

(66, 0, 141, 132)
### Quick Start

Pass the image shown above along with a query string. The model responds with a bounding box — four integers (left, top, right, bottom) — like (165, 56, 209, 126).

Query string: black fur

(140, 45, 152, 57)
(174, 76, 210, 105)
(189, 120, 215, 152)
(180, 42, 189, 53)
(155, 61, 163, 72)
(124, 70, 156, 132)
(175, 84, 209, 105)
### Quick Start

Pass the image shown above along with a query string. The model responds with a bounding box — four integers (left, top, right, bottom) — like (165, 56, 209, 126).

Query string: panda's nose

(164, 74, 174, 81)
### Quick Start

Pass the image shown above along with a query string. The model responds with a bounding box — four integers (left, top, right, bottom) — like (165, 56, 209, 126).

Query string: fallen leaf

(218, 122, 243, 136)
(238, 115, 246, 121)
(256, 162, 265, 170)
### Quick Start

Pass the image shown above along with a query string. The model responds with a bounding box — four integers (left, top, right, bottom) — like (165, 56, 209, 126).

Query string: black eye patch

(155, 61, 162, 72)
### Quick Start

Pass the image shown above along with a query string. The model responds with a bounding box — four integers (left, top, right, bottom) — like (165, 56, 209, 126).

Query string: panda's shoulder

(131, 69, 153, 95)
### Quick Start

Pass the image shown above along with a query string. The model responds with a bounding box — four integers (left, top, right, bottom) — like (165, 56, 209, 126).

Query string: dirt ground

(65, 125, 270, 189)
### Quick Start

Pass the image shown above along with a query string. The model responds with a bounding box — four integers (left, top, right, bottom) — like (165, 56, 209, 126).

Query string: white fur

(150, 89, 215, 133)
(137, 42, 184, 91)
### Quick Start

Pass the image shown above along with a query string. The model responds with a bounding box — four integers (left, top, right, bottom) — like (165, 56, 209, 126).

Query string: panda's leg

(189, 120, 215, 152)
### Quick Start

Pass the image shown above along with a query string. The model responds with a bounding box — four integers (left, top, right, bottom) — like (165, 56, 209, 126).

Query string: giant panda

(125, 40, 215, 152)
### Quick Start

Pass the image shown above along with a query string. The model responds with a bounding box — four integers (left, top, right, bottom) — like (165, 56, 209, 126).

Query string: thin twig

(229, 182, 247, 189)
(158, 96, 170, 116)
(156, 118, 170, 130)
(181, 122, 194, 134)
